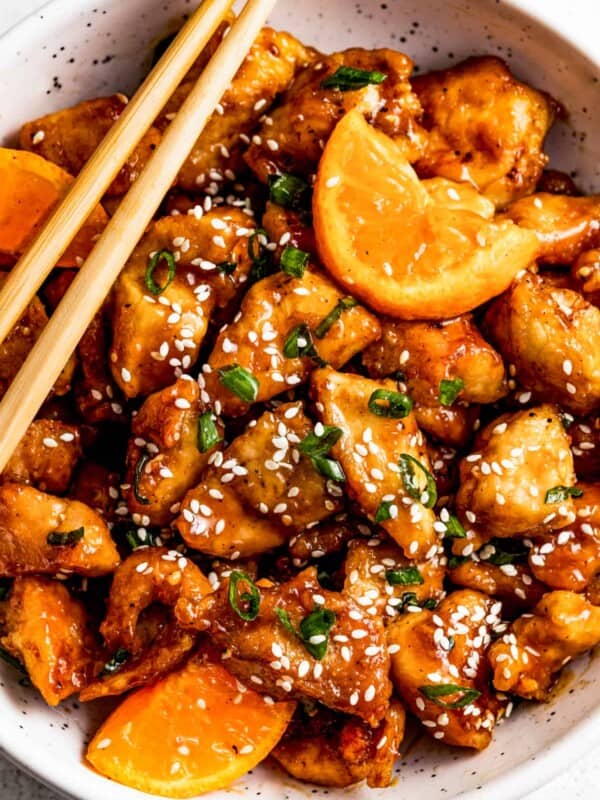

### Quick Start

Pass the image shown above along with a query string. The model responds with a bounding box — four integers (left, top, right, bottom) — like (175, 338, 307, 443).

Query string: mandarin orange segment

(0, 148, 107, 267)
(312, 110, 538, 320)
(86, 659, 296, 798)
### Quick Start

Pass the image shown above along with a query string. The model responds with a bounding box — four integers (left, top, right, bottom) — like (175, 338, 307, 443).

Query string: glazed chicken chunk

(311, 368, 439, 559)
(413, 56, 558, 208)
(456, 405, 577, 538)
(177, 567, 392, 726)
(489, 590, 600, 700)
(484, 272, 600, 415)
(388, 589, 505, 750)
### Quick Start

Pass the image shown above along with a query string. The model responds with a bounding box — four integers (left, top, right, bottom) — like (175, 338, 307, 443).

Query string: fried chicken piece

(448, 559, 544, 614)
(288, 516, 355, 566)
(100, 547, 211, 654)
(503, 193, 600, 264)
(245, 47, 425, 182)
(123, 377, 221, 526)
(0, 483, 119, 577)
(203, 269, 380, 416)
(261, 201, 317, 258)
(110, 209, 253, 398)
(70, 462, 120, 520)
(20, 95, 161, 197)
(413, 56, 558, 208)
(489, 590, 600, 700)
(176, 402, 342, 557)
(343, 539, 445, 620)
(528, 484, 600, 591)
(177, 567, 392, 726)
(484, 272, 600, 415)
(311, 368, 438, 560)
(158, 28, 314, 191)
(456, 405, 577, 538)
(570, 248, 600, 307)
(0, 274, 74, 399)
(1, 576, 103, 705)
(272, 701, 405, 788)
(2, 419, 81, 493)
(388, 589, 505, 749)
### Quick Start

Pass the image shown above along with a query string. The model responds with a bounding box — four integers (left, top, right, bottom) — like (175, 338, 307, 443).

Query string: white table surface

(0, 0, 598, 798)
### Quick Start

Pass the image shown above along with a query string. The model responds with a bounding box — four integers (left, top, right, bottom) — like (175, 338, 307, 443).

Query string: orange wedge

(86, 659, 295, 798)
(313, 111, 538, 319)
(0, 148, 107, 267)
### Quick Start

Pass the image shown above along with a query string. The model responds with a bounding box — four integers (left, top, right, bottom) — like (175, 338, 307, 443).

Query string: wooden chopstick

(0, 0, 235, 346)
(0, 0, 278, 472)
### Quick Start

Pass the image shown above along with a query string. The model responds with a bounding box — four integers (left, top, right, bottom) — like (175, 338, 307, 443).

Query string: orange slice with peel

(86, 659, 295, 798)
(0, 148, 107, 267)
(313, 110, 538, 319)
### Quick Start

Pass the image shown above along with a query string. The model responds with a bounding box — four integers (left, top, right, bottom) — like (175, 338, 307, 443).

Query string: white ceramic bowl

(0, 1, 599, 798)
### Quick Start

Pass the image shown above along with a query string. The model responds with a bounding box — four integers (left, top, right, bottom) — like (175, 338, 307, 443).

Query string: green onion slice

(299, 607, 336, 660)
(275, 606, 296, 636)
(545, 485, 583, 504)
(482, 538, 529, 566)
(280, 246, 309, 278)
(298, 425, 343, 457)
(217, 261, 237, 275)
(399, 592, 437, 612)
(133, 453, 151, 506)
(368, 389, 413, 418)
(438, 377, 464, 407)
(47, 527, 85, 547)
(198, 411, 221, 453)
(374, 500, 393, 523)
(386, 566, 424, 586)
(218, 364, 259, 404)
(321, 65, 388, 91)
(228, 571, 260, 621)
(311, 455, 346, 483)
(268, 173, 310, 210)
(419, 683, 481, 709)
(283, 324, 326, 366)
(145, 250, 176, 296)
(399, 454, 437, 508)
(314, 297, 358, 338)
(248, 228, 272, 281)
(100, 648, 130, 677)
(443, 514, 467, 539)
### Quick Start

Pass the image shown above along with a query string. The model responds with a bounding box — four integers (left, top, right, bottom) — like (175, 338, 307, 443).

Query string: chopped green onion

(386, 566, 424, 586)
(560, 412, 574, 430)
(482, 538, 528, 567)
(399, 454, 437, 508)
(311, 455, 346, 482)
(124, 528, 158, 551)
(299, 607, 336, 660)
(218, 364, 259, 404)
(438, 377, 464, 407)
(47, 527, 85, 547)
(283, 324, 326, 366)
(248, 228, 272, 281)
(145, 250, 176, 296)
(133, 453, 151, 506)
(275, 606, 296, 636)
(228, 571, 260, 621)
(321, 65, 388, 91)
(443, 514, 467, 539)
(545, 485, 583, 504)
(280, 246, 309, 278)
(399, 592, 437, 612)
(198, 411, 221, 453)
(374, 500, 393, 524)
(298, 425, 343, 457)
(448, 555, 469, 569)
(217, 261, 237, 275)
(368, 389, 413, 418)
(100, 648, 129, 677)
(314, 297, 358, 339)
(419, 683, 481, 709)
(268, 173, 310, 210)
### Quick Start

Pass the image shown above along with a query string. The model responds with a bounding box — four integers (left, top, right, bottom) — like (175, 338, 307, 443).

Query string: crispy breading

(2, 419, 81, 493)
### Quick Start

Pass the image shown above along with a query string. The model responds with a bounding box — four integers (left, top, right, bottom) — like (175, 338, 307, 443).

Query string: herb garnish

(248, 228, 272, 281)
(298, 425, 345, 482)
(228, 571, 261, 621)
(438, 377, 464, 407)
(280, 246, 310, 278)
(368, 389, 413, 418)
(283, 324, 327, 366)
(218, 365, 259, 404)
(100, 648, 129, 677)
(47, 527, 85, 547)
(545, 485, 583, 504)
(443, 514, 467, 539)
(268, 173, 310, 210)
(145, 250, 176, 296)
(314, 297, 357, 338)
(197, 411, 221, 453)
(385, 566, 424, 586)
(321, 66, 388, 91)
(374, 500, 393, 523)
(275, 606, 336, 660)
(419, 683, 481, 709)
(398, 454, 437, 508)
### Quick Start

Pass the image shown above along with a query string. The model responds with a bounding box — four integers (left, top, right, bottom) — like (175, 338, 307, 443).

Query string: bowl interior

(0, 1, 599, 799)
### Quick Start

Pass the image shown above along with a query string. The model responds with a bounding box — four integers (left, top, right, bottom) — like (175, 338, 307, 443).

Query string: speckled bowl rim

(0, 0, 599, 799)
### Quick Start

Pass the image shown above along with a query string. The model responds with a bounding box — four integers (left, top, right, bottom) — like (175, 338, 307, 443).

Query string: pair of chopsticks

(0, 0, 277, 472)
